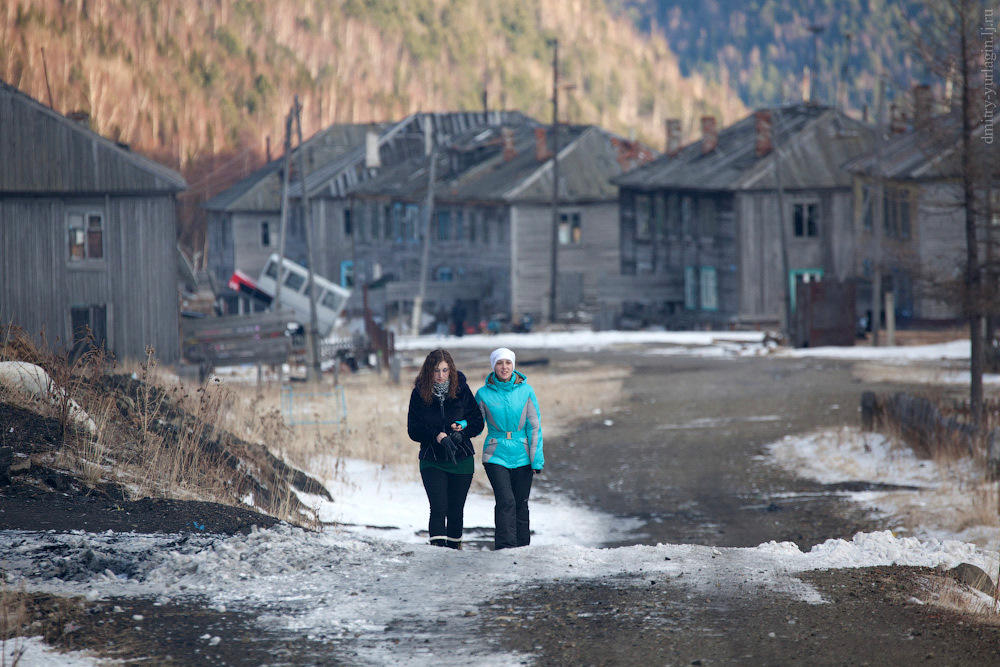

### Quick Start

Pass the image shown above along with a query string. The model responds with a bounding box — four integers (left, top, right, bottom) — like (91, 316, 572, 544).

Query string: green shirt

(420, 454, 474, 475)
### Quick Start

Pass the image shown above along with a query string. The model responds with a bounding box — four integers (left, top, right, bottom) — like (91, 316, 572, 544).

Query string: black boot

(430, 537, 448, 547)
(446, 540, 462, 550)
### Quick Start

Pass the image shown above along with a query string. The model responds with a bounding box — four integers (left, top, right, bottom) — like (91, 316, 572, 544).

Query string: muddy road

(536, 353, 904, 550)
(473, 350, 1000, 666)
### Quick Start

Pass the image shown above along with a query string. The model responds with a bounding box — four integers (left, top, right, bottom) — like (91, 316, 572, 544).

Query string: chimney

(534, 127, 551, 161)
(665, 118, 682, 156)
(66, 110, 90, 129)
(913, 84, 932, 128)
(701, 116, 718, 154)
(365, 130, 381, 168)
(502, 127, 516, 161)
(754, 110, 772, 157)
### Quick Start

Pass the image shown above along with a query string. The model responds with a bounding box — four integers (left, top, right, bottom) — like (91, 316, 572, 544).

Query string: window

(437, 210, 451, 241)
(264, 259, 279, 279)
(684, 266, 697, 310)
(482, 210, 491, 244)
(68, 211, 104, 261)
(496, 213, 507, 244)
(340, 260, 354, 288)
(455, 210, 464, 241)
(260, 221, 272, 247)
(653, 195, 666, 238)
(636, 195, 652, 238)
(793, 202, 819, 238)
(700, 266, 718, 311)
(284, 270, 306, 292)
(393, 203, 404, 241)
(406, 204, 421, 240)
(469, 211, 478, 242)
(699, 199, 717, 237)
(680, 196, 694, 236)
(343, 208, 353, 237)
(666, 194, 680, 235)
(559, 212, 582, 244)
(436, 266, 454, 282)
(383, 205, 392, 240)
(884, 187, 912, 239)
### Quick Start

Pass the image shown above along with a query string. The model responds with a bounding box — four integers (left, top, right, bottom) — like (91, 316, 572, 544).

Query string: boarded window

(437, 210, 451, 241)
(68, 211, 104, 260)
(700, 266, 718, 311)
(684, 266, 697, 310)
(70, 304, 107, 360)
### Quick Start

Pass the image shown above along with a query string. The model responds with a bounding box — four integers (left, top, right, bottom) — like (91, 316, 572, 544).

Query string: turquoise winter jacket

(475, 369, 544, 470)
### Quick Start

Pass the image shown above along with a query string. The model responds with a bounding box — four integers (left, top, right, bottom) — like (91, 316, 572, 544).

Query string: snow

(5, 331, 1000, 665)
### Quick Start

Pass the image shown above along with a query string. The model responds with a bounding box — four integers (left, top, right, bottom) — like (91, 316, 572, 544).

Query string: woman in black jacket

(407, 349, 484, 549)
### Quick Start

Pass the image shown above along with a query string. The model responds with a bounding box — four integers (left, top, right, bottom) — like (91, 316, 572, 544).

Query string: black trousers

(420, 466, 473, 547)
(484, 463, 534, 550)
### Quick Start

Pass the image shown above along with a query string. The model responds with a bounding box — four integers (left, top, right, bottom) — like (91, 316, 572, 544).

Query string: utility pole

(292, 96, 322, 382)
(548, 38, 560, 324)
(412, 115, 436, 336)
(772, 106, 794, 344)
(274, 111, 293, 313)
(871, 79, 886, 347)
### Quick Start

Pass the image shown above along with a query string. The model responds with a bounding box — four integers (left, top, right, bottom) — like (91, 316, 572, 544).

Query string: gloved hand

(438, 434, 458, 464)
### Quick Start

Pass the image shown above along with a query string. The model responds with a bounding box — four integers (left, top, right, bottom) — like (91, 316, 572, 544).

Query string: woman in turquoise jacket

(475, 347, 544, 549)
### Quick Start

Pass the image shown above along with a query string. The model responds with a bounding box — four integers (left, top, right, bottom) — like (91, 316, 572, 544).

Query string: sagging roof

(0, 79, 186, 194)
(842, 114, 966, 181)
(348, 122, 658, 205)
(204, 111, 536, 212)
(615, 104, 875, 192)
(203, 122, 389, 212)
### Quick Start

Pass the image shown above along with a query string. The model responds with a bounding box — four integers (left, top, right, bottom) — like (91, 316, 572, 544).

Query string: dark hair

(415, 349, 459, 403)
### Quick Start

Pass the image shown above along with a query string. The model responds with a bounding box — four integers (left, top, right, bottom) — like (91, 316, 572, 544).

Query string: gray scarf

(432, 380, 449, 403)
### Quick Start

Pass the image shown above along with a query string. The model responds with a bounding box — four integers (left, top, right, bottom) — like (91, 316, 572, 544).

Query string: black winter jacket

(407, 371, 485, 462)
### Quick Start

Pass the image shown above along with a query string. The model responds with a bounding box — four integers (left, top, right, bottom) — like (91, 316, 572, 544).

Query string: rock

(946, 563, 996, 595)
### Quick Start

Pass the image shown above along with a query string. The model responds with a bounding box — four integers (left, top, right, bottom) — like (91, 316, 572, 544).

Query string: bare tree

(908, 0, 998, 427)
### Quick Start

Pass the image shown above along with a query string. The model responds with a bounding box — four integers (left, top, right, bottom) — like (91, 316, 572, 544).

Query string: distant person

(435, 307, 448, 338)
(475, 347, 544, 550)
(407, 349, 484, 549)
(451, 301, 467, 338)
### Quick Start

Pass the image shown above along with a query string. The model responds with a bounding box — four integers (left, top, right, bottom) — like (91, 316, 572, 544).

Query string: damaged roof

(349, 122, 658, 205)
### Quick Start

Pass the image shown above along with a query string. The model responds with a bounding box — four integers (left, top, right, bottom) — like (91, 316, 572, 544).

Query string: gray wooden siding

(512, 204, 553, 319)
(0, 196, 179, 364)
(914, 183, 964, 320)
(1, 85, 184, 194)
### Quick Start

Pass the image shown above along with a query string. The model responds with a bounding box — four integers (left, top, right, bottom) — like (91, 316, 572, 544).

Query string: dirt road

(478, 351, 1000, 666)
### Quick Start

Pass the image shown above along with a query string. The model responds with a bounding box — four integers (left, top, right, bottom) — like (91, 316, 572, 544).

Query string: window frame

(67, 207, 106, 264)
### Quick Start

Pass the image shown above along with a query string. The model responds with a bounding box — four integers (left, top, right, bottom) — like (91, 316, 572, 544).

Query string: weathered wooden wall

(0, 196, 180, 364)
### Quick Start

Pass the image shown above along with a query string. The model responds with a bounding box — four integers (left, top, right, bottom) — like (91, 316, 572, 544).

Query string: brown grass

(0, 581, 28, 667)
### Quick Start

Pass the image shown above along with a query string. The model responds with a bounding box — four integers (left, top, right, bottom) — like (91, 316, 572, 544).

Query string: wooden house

(843, 114, 974, 325)
(344, 121, 657, 328)
(0, 80, 186, 363)
(205, 111, 530, 316)
(614, 104, 876, 331)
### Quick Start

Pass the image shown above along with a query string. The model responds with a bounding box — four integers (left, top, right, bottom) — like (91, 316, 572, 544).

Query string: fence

(281, 384, 347, 427)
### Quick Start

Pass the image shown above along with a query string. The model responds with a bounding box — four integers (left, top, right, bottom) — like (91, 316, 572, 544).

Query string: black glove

(438, 434, 458, 464)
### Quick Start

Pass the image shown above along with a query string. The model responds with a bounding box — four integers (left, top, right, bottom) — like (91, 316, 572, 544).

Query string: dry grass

(214, 358, 628, 494)
(0, 580, 27, 667)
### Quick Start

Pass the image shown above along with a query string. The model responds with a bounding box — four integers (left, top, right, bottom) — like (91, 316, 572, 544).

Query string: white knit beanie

(490, 347, 515, 370)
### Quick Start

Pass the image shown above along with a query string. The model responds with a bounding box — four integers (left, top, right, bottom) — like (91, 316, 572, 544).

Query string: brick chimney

(665, 118, 682, 157)
(66, 110, 90, 129)
(755, 110, 772, 157)
(502, 127, 516, 161)
(534, 127, 551, 161)
(913, 84, 932, 128)
(701, 116, 718, 154)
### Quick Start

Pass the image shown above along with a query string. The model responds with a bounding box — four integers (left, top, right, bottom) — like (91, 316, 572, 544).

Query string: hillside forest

(1, 0, 949, 254)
